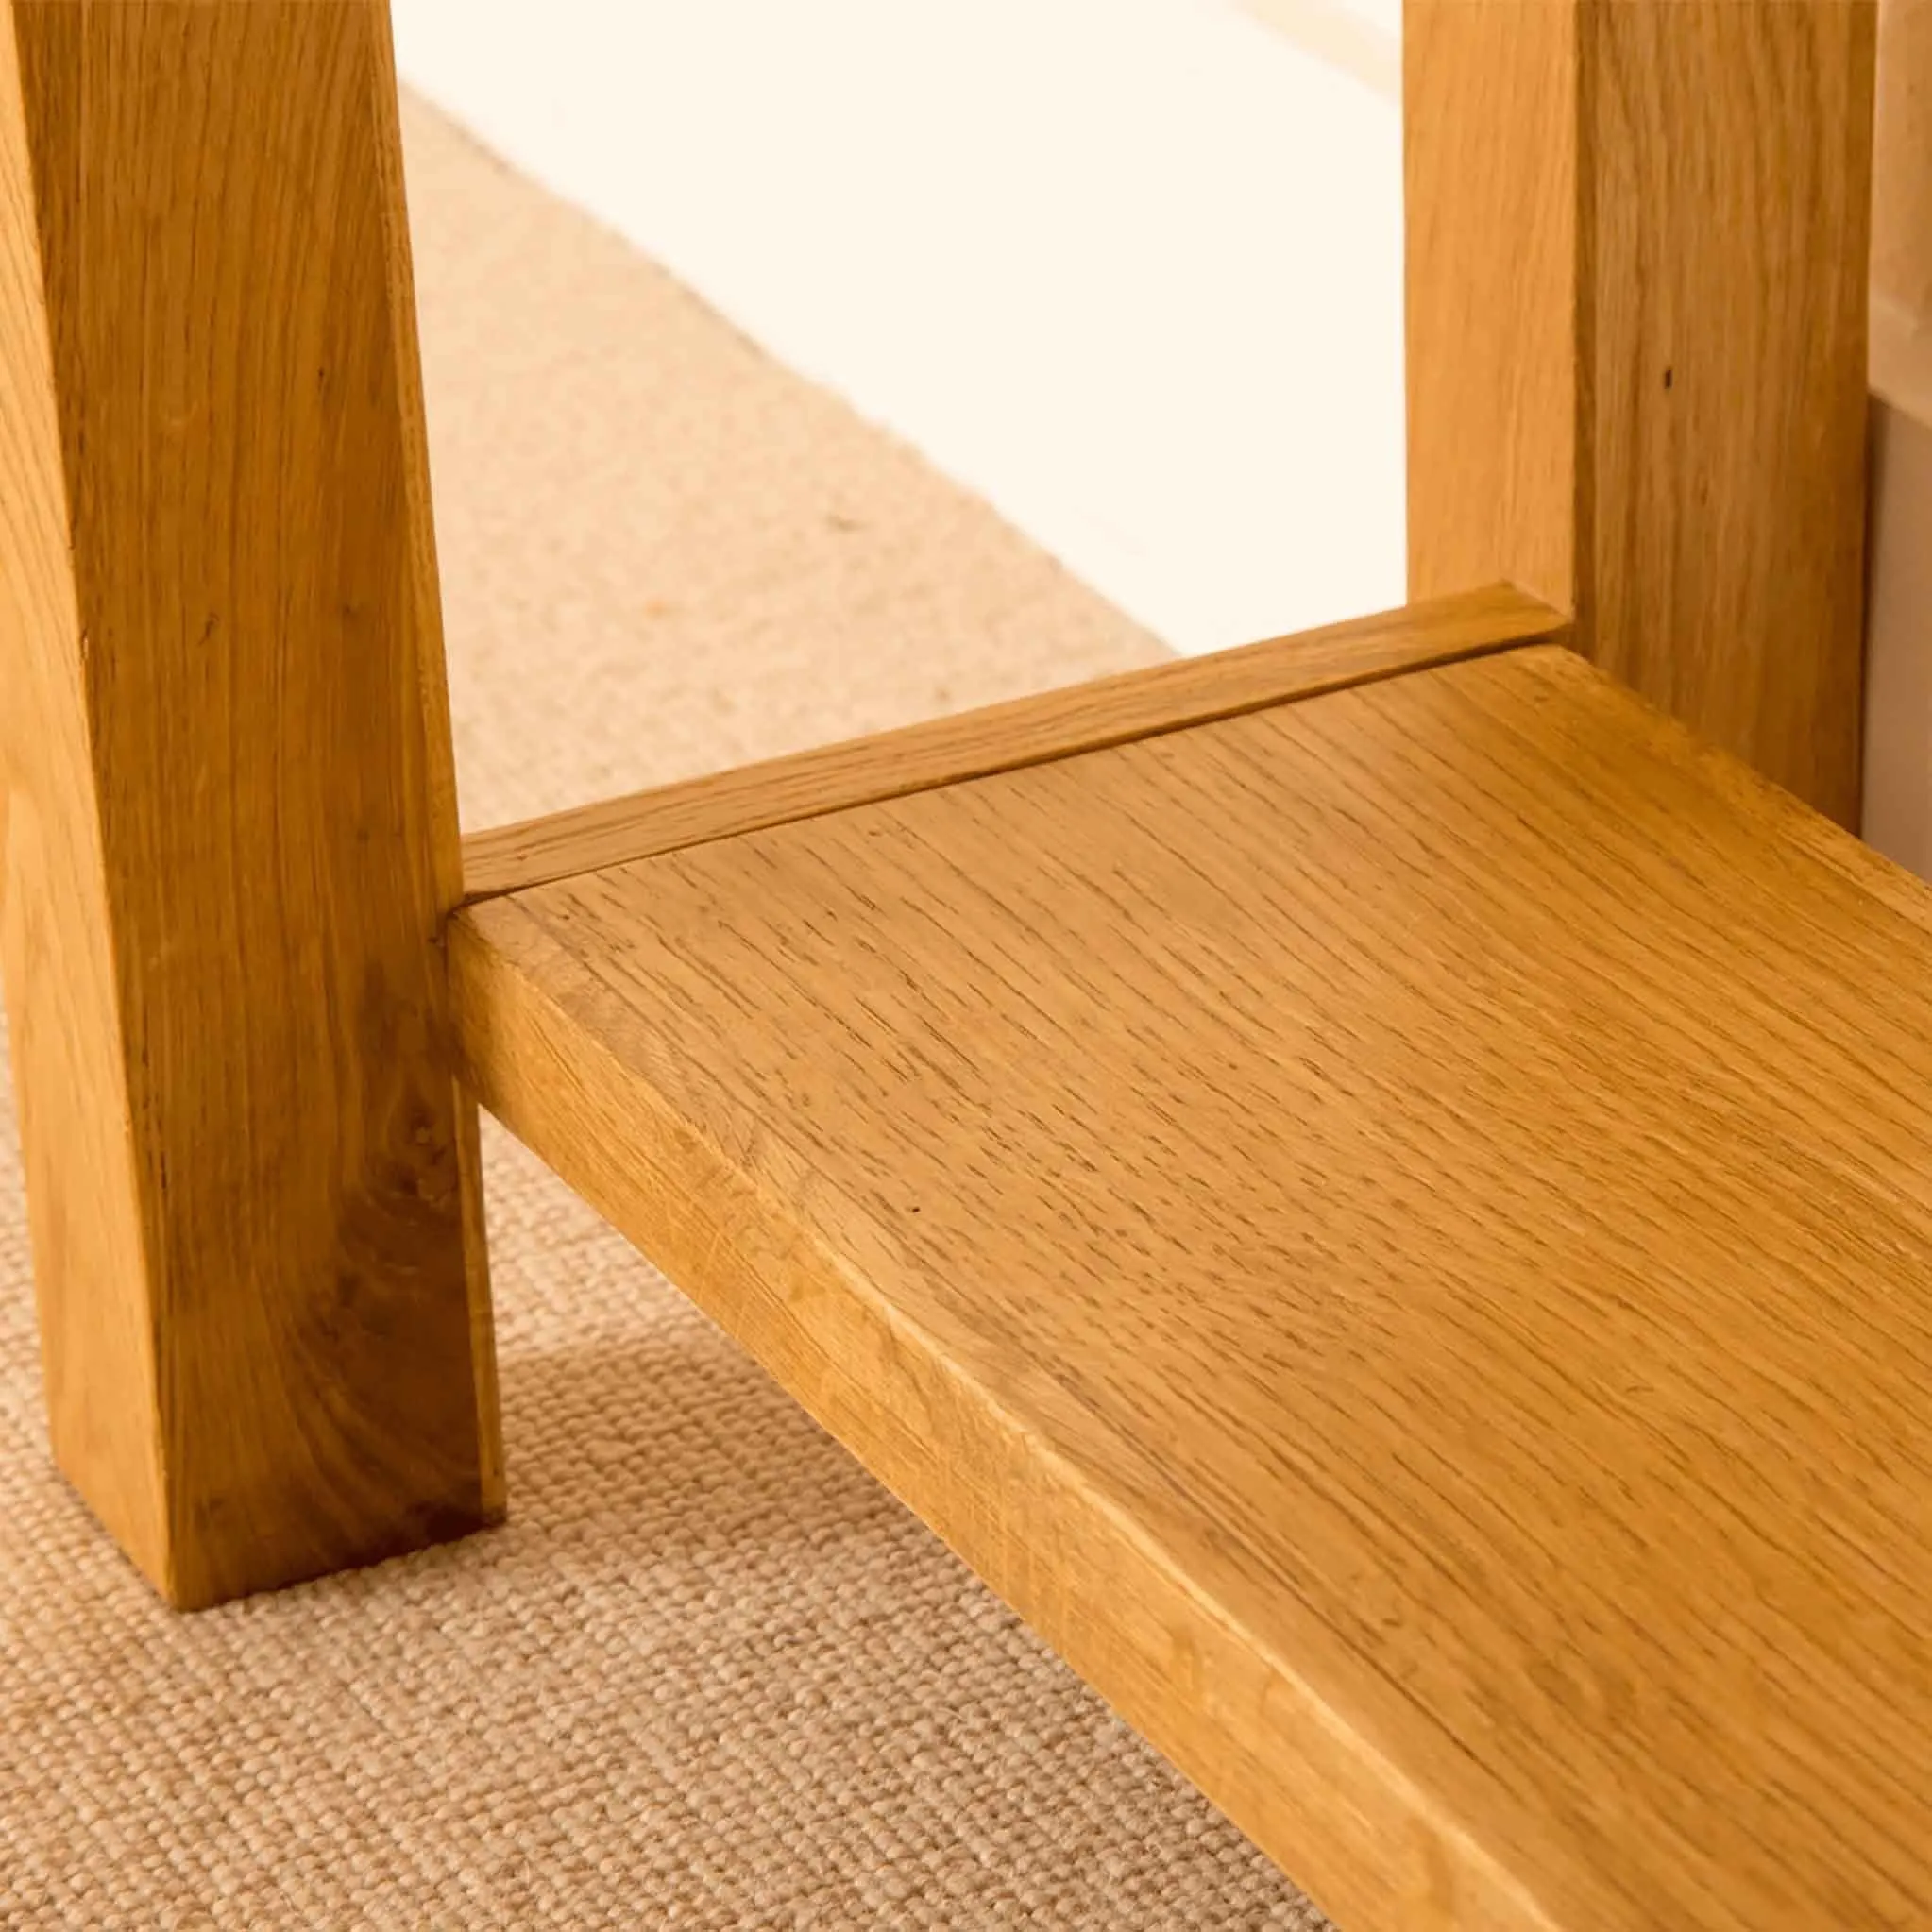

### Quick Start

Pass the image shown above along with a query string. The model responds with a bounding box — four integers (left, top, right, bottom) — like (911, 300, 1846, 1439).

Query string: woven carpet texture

(0, 98, 1333, 1929)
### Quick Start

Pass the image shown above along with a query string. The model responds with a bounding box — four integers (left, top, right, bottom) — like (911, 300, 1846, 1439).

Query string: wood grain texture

(1405, 0, 1580, 623)
(454, 644, 1932, 1930)
(0, 0, 500, 1608)
(460, 584, 1565, 901)
(1406, 0, 1875, 826)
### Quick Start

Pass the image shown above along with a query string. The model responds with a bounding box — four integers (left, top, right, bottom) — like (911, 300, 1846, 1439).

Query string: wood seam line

(458, 585, 1569, 905)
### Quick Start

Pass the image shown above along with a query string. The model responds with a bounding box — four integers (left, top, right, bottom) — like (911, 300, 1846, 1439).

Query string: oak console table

(0, 6, 1914, 1928)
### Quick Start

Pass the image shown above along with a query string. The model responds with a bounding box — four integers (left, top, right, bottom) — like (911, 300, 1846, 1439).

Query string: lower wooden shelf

(450, 595, 1932, 1932)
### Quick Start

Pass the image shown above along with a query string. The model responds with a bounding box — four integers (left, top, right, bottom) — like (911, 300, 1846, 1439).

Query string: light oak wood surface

(461, 585, 1564, 901)
(454, 641, 1932, 1931)
(0, 0, 500, 1608)
(1406, 0, 1875, 825)
(1405, 0, 1580, 632)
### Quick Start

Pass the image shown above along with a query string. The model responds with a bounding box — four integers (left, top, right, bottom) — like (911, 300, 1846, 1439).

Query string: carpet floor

(0, 97, 1331, 1930)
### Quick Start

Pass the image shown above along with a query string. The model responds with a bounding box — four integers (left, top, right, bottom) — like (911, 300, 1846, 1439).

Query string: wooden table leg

(0, 0, 501, 1608)
(1405, 0, 1875, 827)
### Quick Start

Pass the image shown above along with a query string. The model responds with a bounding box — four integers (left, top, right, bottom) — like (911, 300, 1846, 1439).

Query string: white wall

(391, 0, 1407, 655)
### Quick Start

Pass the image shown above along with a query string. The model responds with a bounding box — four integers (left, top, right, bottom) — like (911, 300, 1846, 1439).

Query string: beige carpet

(0, 99, 1331, 1930)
